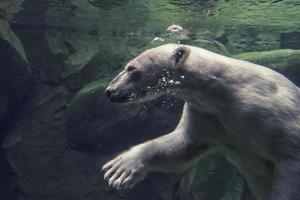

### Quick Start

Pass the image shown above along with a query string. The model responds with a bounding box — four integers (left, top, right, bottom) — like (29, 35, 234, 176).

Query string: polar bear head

(106, 44, 190, 103)
(105, 44, 191, 103)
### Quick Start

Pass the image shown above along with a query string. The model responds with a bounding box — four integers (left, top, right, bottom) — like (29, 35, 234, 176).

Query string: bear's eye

(127, 65, 136, 72)
(175, 49, 184, 57)
(174, 49, 185, 64)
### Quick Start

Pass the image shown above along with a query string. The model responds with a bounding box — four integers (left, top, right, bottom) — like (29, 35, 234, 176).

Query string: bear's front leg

(102, 104, 214, 190)
(102, 131, 209, 190)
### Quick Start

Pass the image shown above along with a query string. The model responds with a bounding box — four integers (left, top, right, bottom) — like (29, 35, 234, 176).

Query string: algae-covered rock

(46, 32, 99, 79)
(234, 49, 300, 85)
(0, 0, 24, 20)
(179, 155, 243, 200)
(0, 18, 31, 130)
(61, 36, 132, 91)
(0, 19, 28, 63)
(3, 83, 91, 200)
(224, 30, 281, 54)
(0, 18, 31, 200)
(0, 37, 30, 90)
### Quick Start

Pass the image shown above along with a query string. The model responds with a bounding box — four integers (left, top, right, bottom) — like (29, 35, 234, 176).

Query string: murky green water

(0, 1, 300, 200)
(5, 0, 300, 33)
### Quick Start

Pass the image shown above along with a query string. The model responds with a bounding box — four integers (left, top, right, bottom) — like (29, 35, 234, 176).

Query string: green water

(0, 0, 300, 200)
(7, 0, 300, 33)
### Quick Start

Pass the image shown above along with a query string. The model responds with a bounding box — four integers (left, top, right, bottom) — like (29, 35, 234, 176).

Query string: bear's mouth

(105, 89, 130, 103)
(109, 94, 130, 103)
(106, 88, 152, 104)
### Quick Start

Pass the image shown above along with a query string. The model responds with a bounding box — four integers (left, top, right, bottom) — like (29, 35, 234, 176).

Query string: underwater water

(0, 0, 299, 200)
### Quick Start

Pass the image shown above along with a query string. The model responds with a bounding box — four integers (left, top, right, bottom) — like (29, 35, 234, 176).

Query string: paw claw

(122, 176, 134, 188)
(109, 168, 122, 182)
(103, 160, 122, 181)
(102, 157, 121, 172)
(102, 151, 147, 190)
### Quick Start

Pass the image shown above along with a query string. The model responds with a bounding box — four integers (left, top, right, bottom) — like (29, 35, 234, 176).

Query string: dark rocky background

(0, 0, 299, 199)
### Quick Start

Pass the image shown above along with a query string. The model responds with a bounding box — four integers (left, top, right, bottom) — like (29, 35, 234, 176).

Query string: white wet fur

(103, 44, 300, 200)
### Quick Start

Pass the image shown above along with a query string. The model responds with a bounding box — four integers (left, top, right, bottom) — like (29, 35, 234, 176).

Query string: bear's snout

(105, 87, 129, 103)
(105, 88, 112, 98)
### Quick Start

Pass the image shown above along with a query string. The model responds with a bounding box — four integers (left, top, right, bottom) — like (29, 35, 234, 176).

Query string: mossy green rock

(234, 49, 300, 85)
(0, 18, 31, 130)
(0, 18, 32, 200)
(179, 155, 243, 200)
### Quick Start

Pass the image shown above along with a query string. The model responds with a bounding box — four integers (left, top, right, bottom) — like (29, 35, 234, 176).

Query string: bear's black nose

(105, 89, 112, 98)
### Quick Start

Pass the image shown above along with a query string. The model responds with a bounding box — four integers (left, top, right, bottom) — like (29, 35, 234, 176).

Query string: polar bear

(102, 44, 300, 200)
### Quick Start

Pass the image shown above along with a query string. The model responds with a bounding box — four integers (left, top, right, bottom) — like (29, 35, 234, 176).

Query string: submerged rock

(0, 18, 31, 133)
(0, 0, 24, 20)
(179, 155, 243, 200)
(224, 30, 281, 54)
(0, 18, 31, 200)
(0, 19, 28, 62)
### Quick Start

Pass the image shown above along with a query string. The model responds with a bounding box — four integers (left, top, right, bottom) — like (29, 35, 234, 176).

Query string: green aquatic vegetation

(214, 0, 300, 30)
(234, 49, 300, 71)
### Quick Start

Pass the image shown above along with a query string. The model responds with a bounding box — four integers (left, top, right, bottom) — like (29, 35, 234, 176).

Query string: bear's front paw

(102, 150, 148, 190)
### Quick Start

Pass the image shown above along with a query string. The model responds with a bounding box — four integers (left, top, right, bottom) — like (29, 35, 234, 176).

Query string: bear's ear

(172, 45, 191, 67)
